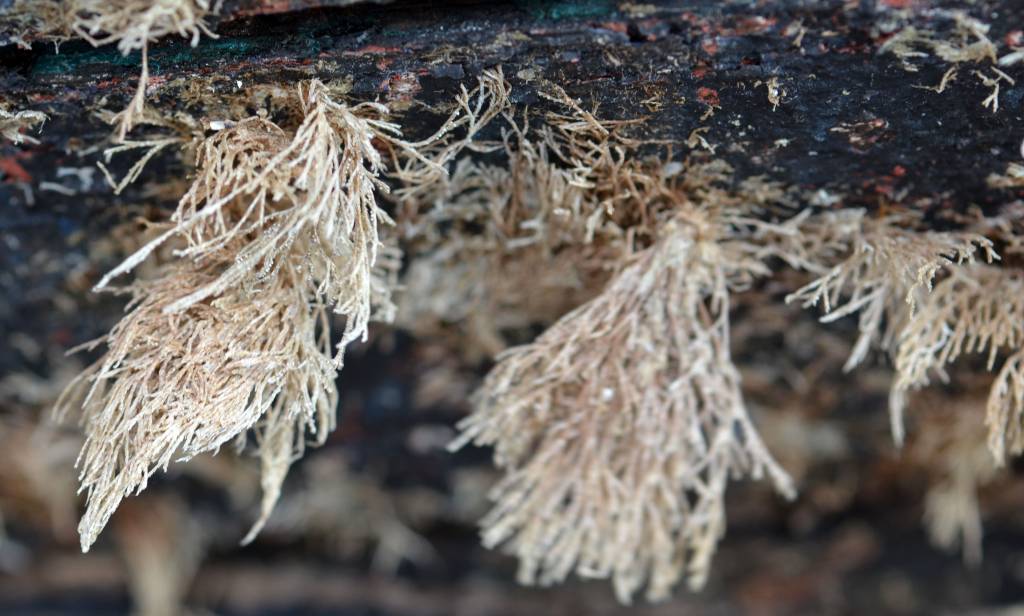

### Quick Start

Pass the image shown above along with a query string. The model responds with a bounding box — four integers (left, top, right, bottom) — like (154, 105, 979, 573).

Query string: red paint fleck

(892, 165, 906, 177)
(227, 0, 293, 18)
(343, 45, 402, 56)
(1007, 31, 1024, 47)
(0, 157, 32, 183)
(380, 72, 422, 103)
(835, 41, 871, 54)
(51, 328, 74, 347)
(725, 16, 777, 36)
(599, 21, 628, 34)
(881, 0, 915, 8)
(697, 87, 720, 107)
(832, 118, 889, 152)
(29, 93, 56, 103)
(691, 66, 709, 79)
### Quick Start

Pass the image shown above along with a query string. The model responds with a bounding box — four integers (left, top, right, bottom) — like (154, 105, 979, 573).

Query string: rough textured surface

(2, 1, 1024, 614)
(2, 1, 1023, 370)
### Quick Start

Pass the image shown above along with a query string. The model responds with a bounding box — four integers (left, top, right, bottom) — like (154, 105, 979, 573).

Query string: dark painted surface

(1, 2, 1024, 613)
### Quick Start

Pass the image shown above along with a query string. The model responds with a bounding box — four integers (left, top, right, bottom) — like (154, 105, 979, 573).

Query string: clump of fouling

(0, 106, 47, 144)
(59, 73, 510, 551)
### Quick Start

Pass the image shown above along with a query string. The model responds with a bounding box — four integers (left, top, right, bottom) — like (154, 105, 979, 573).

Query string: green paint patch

(32, 36, 266, 77)
(150, 37, 264, 69)
(33, 47, 139, 75)
(515, 0, 616, 21)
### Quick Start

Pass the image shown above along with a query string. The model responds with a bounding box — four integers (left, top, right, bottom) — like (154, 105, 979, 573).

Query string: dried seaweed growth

(57, 256, 337, 552)
(69, 0, 217, 139)
(988, 350, 1024, 463)
(967, 201, 1024, 256)
(878, 10, 1017, 110)
(880, 10, 997, 71)
(909, 392, 1000, 566)
(782, 207, 1024, 471)
(1, 0, 71, 49)
(0, 107, 47, 145)
(395, 111, 636, 353)
(987, 162, 1024, 189)
(787, 215, 995, 443)
(263, 452, 436, 572)
(99, 72, 509, 353)
(85, 106, 206, 194)
(0, 419, 79, 539)
(97, 135, 186, 195)
(396, 92, 795, 354)
(893, 265, 1024, 462)
(411, 97, 868, 601)
(398, 245, 600, 359)
(59, 73, 509, 551)
(113, 495, 206, 616)
(451, 214, 797, 603)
